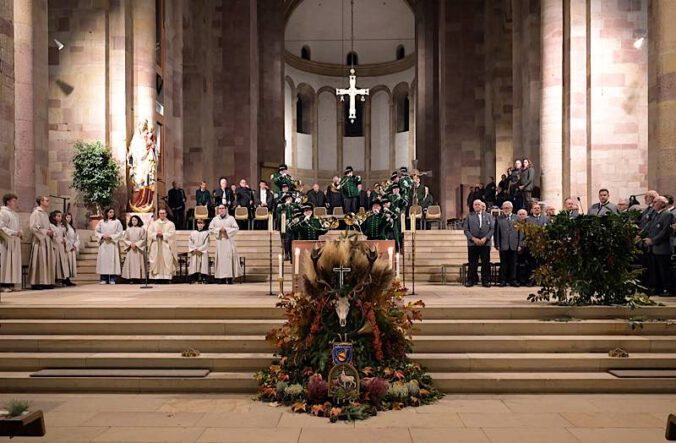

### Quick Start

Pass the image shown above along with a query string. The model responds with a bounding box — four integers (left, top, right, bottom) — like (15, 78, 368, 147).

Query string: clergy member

(95, 207, 123, 284)
(121, 215, 146, 283)
(147, 208, 177, 282)
(28, 196, 56, 289)
(209, 204, 241, 284)
(0, 193, 23, 292)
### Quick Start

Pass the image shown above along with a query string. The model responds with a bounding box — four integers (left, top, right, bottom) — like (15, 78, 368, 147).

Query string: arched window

(396, 45, 405, 60)
(346, 51, 359, 66)
(296, 87, 314, 134)
(396, 94, 409, 133)
(344, 100, 364, 137)
(301, 45, 311, 60)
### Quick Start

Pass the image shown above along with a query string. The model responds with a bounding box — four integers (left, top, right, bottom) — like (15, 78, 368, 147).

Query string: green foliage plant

(71, 141, 121, 215)
(522, 212, 643, 305)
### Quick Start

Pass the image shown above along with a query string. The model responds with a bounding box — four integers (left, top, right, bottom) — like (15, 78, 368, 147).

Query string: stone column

(563, 0, 589, 204)
(132, 0, 155, 126)
(222, 0, 258, 184)
(0, 0, 13, 196)
(539, 0, 564, 207)
(648, 0, 676, 192)
(257, 0, 284, 170)
(415, 0, 441, 210)
(13, 0, 48, 210)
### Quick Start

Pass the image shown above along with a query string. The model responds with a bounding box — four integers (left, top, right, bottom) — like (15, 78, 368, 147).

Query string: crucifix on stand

(336, 68, 369, 124)
(333, 265, 352, 288)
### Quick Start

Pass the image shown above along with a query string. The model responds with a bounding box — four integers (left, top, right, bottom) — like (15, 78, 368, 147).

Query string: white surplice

(209, 215, 242, 279)
(95, 219, 123, 275)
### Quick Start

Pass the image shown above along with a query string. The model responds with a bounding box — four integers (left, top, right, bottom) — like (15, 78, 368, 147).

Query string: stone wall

(0, 0, 13, 196)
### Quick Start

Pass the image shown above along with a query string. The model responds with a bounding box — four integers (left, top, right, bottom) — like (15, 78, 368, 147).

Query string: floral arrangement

(255, 239, 442, 421)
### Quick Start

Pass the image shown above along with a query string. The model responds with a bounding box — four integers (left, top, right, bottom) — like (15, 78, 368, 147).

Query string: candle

(410, 212, 416, 233)
(396, 252, 401, 279)
(400, 213, 406, 233)
(281, 213, 286, 234)
(268, 214, 273, 233)
(278, 254, 283, 277)
(387, 247, 394, 269)
(294, 248, 301, 274)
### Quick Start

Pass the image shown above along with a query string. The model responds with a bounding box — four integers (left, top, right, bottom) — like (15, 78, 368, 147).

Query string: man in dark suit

(463, 199, 494, 287)
(643, 196, 674, 296)
(326, 176, 343, 215)
(213, 177, 234, 214)
(235, 179, 256, 229)
(494, 201, 522, 287)
(306, 183, 327, 209)
(167, 181, 186, 229)
(358, 183, 369, 210)
(639, 190, 659, 230)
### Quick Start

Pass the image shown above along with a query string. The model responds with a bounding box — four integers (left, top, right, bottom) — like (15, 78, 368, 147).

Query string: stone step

(412, 352, 676, 372)
(1, 319, 673, 336)
(0, 370, 674, 393)
(0, 334, 674, 354)
(1, 305, 673, 320)
(2, 351, 674, 373)
(0, 335, 274, 353)
(0, 371, 257, 393)
(427, 372, 676, 393)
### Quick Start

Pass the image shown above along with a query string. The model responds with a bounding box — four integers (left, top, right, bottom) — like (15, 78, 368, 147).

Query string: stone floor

(0, 393, 673, 442)
(1, 282, 673, 307)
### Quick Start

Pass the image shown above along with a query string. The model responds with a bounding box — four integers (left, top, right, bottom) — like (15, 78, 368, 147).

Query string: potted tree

(71, 141, 122, 229)
(0, 400, 46, 438)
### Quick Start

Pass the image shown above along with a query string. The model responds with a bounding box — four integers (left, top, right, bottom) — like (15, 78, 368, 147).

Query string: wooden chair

(192, 205, 209, 229)
(254, 206, 269, 230)
(314, 206, 327, 218)
(425, 205, 443, 230)
(332, 207, 345, 218)
(234, 206, 250, 230)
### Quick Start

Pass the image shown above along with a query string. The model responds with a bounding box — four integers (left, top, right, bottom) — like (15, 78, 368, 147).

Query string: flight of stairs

(73, 229, 491, 285)
(0, 304, 675, 393)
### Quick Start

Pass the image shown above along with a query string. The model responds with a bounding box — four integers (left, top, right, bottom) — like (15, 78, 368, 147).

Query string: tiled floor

(0, 393, 673, 442)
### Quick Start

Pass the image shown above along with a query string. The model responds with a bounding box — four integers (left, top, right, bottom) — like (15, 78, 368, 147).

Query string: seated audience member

(306, 183, 327, 209)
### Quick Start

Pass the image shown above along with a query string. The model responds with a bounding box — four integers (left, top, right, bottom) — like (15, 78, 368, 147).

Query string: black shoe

(499, 282, 507, 287)
(510, 282, 520, 287)
(482, 282, 491, 288)
(465, 282, 475, 288)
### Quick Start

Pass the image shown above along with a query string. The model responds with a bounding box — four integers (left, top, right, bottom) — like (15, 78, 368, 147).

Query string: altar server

(64, 213, 80, 284)
(188, 218, 210, 283)
(95, 207, 123, 284)
(147, 208, 177, 282)
(28, 196, 56, 289)
(50, 210, 72, 286)
(0, 193, 23, 292)
(209, 204, 242, 284)
(121, 215, 146, 282)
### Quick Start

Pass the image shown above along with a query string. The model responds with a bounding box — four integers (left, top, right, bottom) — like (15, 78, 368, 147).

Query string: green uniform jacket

(293, 217, 327, 241)
(271, 172, 296, 195)
(340, 175, 362, 199)
(363, 212, 391, 240)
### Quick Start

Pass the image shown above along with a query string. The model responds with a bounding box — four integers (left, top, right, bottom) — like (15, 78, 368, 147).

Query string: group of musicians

(166, 164, 431, 260)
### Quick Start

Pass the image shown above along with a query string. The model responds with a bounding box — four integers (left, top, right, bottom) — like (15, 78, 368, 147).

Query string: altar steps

(1, 304, 674, 393)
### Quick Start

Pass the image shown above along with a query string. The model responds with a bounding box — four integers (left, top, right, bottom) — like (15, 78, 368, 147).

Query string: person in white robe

(64, 213, 79, 284)
(209, 204, 242, 284)
(147, 208, 177, 281)
(28, 196, 56, 289)
(121, 215, 147, 282)
(50, 210, 72, 286)
(95, 208, 123, 284)
(0, 193, 23, 292)
(188, 219, 210, 283)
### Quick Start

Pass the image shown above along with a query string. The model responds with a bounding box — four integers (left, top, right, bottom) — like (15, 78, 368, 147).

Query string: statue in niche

(127, 119, 157, 213)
